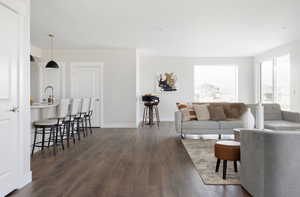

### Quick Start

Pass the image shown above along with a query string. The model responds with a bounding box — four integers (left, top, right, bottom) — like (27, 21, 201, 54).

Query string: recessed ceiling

(31, 0, 300, 57)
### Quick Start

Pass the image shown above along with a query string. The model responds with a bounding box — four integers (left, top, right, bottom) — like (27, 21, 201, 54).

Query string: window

(260, 54, 290, 110)
(276, 55, 290, 110)
(261, 60, 274, 103)
(194, 65, 238, 102)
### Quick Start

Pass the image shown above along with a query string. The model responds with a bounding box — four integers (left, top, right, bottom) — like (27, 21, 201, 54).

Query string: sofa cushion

(264, 120, 300, 130)
(208, 105, 226, 120)
(264, 104, 282, 120)
(219, 120, 244, 129)
(193, 104, 210, 120)
(223, 103, 247, 119)
(182, 120, 219, 129)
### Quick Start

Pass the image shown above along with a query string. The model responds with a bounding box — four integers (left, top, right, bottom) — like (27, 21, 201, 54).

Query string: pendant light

(30, 55, 35, 62)
(45, 34, 59, 69)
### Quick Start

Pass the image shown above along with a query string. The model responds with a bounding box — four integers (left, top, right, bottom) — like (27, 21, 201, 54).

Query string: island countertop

(30, 102, 59, 109)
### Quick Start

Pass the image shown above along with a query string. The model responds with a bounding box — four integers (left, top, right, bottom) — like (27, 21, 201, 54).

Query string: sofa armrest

(240, 130, 265, 197)
(264, 131, 300, 197)
(282, 111, 300, 122)
(175, 111, 182, 133)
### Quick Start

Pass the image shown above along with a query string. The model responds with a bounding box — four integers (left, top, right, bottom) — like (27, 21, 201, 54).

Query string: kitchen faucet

(44, 85, 54, 104)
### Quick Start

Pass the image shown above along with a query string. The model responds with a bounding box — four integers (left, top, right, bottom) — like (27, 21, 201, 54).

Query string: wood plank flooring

(9, 122, 250, 197)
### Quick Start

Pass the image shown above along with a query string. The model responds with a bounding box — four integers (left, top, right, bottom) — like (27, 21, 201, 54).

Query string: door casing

(70, 62, 104, 127)
(0, 0, 32, 194)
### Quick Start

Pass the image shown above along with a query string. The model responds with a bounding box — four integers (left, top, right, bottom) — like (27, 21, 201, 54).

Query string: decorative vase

(256, 103, 264, 129)
(243, 108, 255, 129)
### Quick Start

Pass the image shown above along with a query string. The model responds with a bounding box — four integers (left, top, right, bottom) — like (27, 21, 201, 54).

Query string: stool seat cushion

(34, 119, 58, 126)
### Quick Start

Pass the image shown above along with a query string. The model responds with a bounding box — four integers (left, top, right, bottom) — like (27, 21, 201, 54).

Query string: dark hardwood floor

(10, 123, 250, 197)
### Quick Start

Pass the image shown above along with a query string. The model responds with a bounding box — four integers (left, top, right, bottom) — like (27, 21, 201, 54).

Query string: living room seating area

(178, 102, 300, 196)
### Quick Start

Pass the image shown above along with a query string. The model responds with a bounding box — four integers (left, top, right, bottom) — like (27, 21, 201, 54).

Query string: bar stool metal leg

(41, 127, 46, 152)
(71, 122, 76, 144)
(59, 125, 65, 150)
(65, 123, 70, 148)
(88, 116, 93, 134)
(76, 119, 81, 141)
(154, 105, 160, 127)
(47, 127, 53, 148)
(31, 127, 38, 156)
(53, 126, 57, 155)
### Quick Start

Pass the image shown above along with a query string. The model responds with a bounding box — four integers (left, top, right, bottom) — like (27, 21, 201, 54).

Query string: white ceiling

(31, 0, 300, 57)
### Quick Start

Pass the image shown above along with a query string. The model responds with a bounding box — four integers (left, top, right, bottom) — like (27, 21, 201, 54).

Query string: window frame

(193, 64, 239, 102)
(259, 54, 291, 110)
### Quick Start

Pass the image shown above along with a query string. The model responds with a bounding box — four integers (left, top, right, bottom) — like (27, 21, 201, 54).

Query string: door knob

(9, 107, 19, 112)
(96, 98, 100, 102)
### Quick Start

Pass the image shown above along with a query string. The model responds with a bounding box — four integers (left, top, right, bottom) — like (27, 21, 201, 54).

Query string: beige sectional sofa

(248, 103, 300, 130)
(175, 103, 248, 138)
(240, 129, 300, 197)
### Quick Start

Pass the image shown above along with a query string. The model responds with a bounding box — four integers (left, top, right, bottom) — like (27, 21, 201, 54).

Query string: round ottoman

(214, 140, 240, 179)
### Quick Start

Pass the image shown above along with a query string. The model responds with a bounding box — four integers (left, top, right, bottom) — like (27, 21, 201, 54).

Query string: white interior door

(71, 63, 103, 127)
(0, 4, 20, 196)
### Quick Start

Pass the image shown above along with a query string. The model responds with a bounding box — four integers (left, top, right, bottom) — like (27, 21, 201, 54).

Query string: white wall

(139, 56, 255, 121)
(30, 45, 42, 57)
(41, 49, 138, 128)
(255, 40, 300, 112)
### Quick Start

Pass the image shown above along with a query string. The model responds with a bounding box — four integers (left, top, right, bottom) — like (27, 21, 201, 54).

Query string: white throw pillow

(193, 104, 210, 120)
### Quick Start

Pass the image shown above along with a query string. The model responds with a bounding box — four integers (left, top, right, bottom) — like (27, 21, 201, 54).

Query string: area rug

(181, 139, 240, 185)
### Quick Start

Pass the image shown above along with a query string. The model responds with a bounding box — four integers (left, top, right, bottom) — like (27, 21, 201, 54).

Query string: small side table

(214, 140, 240, 179)
(233, 128, 242, 142)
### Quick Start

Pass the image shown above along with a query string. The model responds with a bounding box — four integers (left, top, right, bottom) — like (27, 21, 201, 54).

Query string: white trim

(70, 62, 104, 127)
(0, 0, 32, 192)
(18, 171, 32, 189)
(102, 122, 138, 128)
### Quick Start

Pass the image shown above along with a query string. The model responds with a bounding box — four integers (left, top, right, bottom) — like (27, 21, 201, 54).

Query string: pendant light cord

(49, 34, 54, 60)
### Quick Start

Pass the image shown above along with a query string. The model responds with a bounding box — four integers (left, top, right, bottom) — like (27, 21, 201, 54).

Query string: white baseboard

(102, 121, 138, 128)
(18, 170, 32, 189)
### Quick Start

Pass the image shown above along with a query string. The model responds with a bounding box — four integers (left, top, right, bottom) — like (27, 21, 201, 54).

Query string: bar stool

(73, 98, 88, 140)
(67, 98, 82, 142)
(85, 97, 96, 134)
(31, 99, 70, 156)
(142, 95, 160, 127)
(61, 99, 77, 147)
(80, 98, 91, 136)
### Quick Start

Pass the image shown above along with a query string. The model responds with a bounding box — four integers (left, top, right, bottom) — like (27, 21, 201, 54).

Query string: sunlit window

(276, 55, 290, 110)
(261, 60, 274, 103)
(194, 65, 238, 102)
(260, 54, 290, 110)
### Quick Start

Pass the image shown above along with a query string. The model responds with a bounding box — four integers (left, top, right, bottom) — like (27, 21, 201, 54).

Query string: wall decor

(157, 72, 178, 92)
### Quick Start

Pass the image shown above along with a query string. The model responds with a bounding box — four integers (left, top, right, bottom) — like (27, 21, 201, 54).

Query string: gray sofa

(248, 103, 300, 130)
(175, 111, 245, 138)
(240, 129, 300, 197)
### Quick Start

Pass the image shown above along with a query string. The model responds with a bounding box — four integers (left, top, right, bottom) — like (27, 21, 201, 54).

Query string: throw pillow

(223, 103, 247, 119)
(193, 104, 210, 120)
(176, 103, 188, 110)
(176, 103, 197, 120)
(208, 105, 226, 121)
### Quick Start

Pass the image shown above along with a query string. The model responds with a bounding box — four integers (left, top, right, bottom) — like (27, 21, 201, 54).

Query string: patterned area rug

(181, 139, 240, 185)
